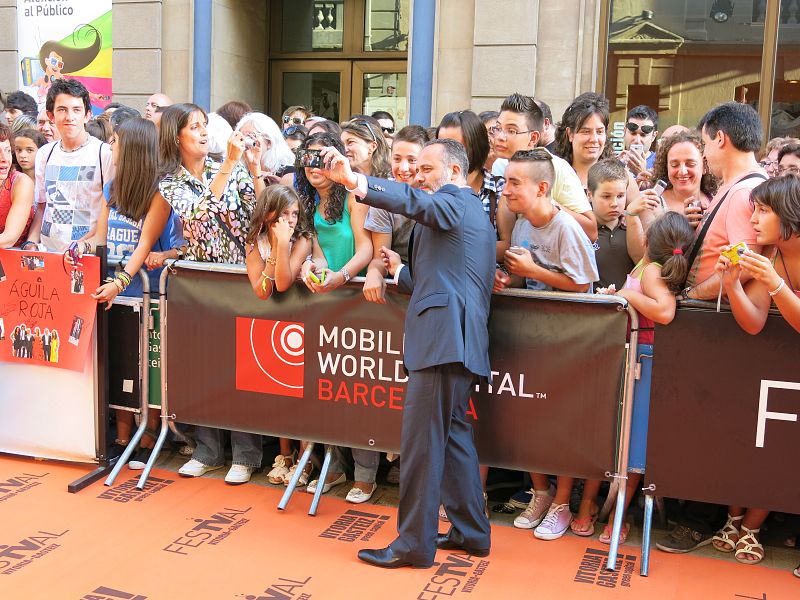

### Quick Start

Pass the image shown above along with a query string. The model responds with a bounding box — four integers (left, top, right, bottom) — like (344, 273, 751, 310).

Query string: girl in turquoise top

(294, 132, 372, 289)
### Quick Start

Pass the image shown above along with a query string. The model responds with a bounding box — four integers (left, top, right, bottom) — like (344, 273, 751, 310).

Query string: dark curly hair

(294, 132, 347, 233)
(554, 92, 615, 166)
(651, 130, 718, 199)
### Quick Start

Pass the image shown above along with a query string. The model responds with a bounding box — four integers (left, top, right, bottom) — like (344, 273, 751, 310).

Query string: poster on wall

(0, 249, 100, 372)
(16, 0, 112, 114)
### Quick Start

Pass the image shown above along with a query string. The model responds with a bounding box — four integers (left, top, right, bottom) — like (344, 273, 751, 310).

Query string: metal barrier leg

(104, 421, 147, 486)
(278, 442, 315, 510)
(136, 414, 169, 490)
(308, 445, 334, 516)
(605, 475, 628, 571)
(641, 493, 654, 576)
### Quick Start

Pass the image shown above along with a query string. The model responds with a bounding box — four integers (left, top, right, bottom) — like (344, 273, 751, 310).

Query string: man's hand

(625, 148, 647, 175)
(380, 245, 401, 277)
(493, 268, 511, 292)
(318, 146, 358, 189)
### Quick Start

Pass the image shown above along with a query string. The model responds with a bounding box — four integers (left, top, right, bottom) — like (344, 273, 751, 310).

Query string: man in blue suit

(320, 139, 495, 568)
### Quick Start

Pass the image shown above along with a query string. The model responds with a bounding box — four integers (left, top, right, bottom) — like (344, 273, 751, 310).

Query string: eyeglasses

(348, 120, 378, 143)
(283, 116, 304, 125)
(778, 165, 800, 176)
(760, 159, 778, 169)
(488, 124, 534, 139)
(47, 57, 64, 69)
(283, 125, 305, 137)
(625, 122, 655, 135)
(381, 126, 395, 135)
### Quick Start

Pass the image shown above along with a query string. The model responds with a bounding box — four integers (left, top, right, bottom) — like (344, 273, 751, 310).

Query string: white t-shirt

(35, 137, 114, 252)
(494, 150, 591, 215)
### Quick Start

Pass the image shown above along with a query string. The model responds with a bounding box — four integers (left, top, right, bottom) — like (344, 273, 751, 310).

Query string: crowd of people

(1, 80, 799, 577)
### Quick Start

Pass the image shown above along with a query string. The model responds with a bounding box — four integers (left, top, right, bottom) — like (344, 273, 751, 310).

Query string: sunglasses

(283, 116, 304, 125)
(349, 120, 378, 143)
(625, 122, 655, 135)
(381, 126, 395, 135)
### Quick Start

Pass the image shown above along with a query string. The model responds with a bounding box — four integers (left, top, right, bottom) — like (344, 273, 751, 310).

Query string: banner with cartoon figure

(16, 1, 112, 114)
(0, 249, 100, 372)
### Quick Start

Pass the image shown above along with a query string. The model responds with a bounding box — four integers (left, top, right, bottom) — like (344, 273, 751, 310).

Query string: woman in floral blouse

(158, 102, 265, 484)
(158, 103, 265, 264)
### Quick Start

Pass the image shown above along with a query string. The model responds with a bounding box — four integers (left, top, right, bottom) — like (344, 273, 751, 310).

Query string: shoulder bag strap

(685, 173, 767, 269)
(213, 213, 247, 257)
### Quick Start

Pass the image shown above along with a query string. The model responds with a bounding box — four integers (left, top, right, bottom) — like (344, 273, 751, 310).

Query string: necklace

(59, 134, 91, 153)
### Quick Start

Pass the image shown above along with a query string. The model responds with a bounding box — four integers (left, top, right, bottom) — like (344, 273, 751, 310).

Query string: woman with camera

(714, 175, 800, 566)
(158, 103, 265, 485)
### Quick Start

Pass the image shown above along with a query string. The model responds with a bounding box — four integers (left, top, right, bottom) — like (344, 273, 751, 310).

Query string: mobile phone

(307, 271, 321, 284)
(508, 246, 527, 255)
(652, 179, 669, 196)
(630, 143, 645, 154)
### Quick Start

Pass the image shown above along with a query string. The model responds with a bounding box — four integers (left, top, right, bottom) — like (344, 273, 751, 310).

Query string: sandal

(734, 526, 764, 565)
(599, 522, 631, 545)
(793, 563, 800, 578)
(439, 504, 449, 522)
(712, 513, 743, 553)
(570, 512, 598, 537)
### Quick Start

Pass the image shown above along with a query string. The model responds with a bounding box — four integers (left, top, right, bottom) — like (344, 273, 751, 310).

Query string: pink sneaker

(534, 503, 573, 540)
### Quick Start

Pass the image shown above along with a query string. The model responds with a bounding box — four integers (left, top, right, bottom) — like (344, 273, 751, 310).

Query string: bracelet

(624, 210, 640, 217)
(768, 278, 785, 297)
(112, 278, 125, 292)
(340, 267, 351, 283)
(266, 255, 277, 266)
(261, 270, 275, 281)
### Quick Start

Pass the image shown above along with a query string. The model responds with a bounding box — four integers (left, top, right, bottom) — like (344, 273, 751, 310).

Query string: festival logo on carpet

(238, 576, 313, 600)
(0, 528, 69, 575)
(236, 318, 305, 398)
(318, 508, 390, 543)
(96, 476, 173, 503)
(80, 586, 147, 600)
(417, 553, 490, 597)
(0, 472, 49, 503)
(574, 547, 635, 588)
(163, 507, 251, 555)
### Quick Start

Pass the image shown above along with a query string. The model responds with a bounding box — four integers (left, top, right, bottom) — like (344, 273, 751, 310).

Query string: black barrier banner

(108, 303, 141, 410)
(166, 268, 628, 479)
(648, 306, 800, 514)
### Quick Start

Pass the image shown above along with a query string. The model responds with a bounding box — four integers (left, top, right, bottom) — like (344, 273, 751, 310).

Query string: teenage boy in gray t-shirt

(495, 149, 598, 294)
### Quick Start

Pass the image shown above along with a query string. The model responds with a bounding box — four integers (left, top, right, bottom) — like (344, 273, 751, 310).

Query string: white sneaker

(346, 483, 377, 504)
(267, 455, 291, 484)
(514, 486, 555, 529)
(224, 464, 254, 485)
(178, 459, 222, 478)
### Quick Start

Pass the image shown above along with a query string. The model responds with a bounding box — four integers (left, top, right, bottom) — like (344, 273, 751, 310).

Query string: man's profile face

(414, 144, 452, 193)
(145, 93, 170, 120)
(495, 111, 539, 159)
(624, 116, 657, 152)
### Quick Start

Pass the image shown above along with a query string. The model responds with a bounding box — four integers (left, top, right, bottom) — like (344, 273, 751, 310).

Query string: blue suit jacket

(359, 177, 495, 377)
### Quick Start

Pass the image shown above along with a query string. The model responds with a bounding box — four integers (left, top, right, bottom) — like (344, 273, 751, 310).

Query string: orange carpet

(0, 455, 796, 599)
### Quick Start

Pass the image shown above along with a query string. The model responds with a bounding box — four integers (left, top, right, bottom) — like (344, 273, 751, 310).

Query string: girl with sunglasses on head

(714, 175, 800, 567)
(281, 105, 312, 131)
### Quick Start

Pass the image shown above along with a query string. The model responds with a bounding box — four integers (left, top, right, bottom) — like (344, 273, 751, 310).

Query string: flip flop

(570, 512, 598, 537)
(599, 522, 631, 545)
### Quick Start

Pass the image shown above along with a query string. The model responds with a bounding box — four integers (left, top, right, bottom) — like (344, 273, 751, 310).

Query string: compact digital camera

(721, 241, 749, 265)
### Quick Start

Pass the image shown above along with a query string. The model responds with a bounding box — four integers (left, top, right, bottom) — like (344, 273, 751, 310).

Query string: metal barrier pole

(137, 263, 173, 489)
(278, 442, 315, 510)
(308, 445, 334, 516)
(605, 304, 639, 571)
(105, 260, 150, 486)
(641, 490, 655, 576)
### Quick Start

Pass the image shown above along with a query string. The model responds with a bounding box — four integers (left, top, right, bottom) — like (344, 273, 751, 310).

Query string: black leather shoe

(435, 534, 490, 557)
(357, 547, 429, 569)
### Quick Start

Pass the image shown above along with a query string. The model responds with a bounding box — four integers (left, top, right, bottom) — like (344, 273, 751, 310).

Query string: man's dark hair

(627, 104, 658, 129)
(109, 105, 142, 132)
(103, 102, 124, 112)
(534, 99, 553, 123)
(436, 110, 489, 174)
(478, 110, 499, 125)
(46, 79, 91, 114)
(697, 102, 762, 153)
(778, 142, 800, 164)
(216, 100, 252, 129)
(500, 93, 544, 133)
(394, 124, 431, 147)
(508, 148, 555, 188)
(371, 110, 394, 124)
(6, 91, 38, 115)
(424, 138, 469, 179)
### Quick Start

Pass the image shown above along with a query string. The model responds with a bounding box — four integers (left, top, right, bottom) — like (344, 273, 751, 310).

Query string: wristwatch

(175, 246, 186, 260)
(340, 267, 351, 283)
(677, 286, 692, 301)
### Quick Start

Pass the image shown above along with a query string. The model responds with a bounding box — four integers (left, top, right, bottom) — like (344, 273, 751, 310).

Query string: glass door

(352, 60, 408, 126)
(270, 61, 352, 123)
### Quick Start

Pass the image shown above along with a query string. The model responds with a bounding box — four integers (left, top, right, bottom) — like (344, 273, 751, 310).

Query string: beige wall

(432, 0, 600, 124)
(210, 0, 267, 112)
(113, 0, 164, 113)
(0, 0, 17, 98)
(162, 0, 193, 105)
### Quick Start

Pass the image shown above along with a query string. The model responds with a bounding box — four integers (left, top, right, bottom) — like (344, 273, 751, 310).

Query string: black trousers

(389, 363, 491, 565)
